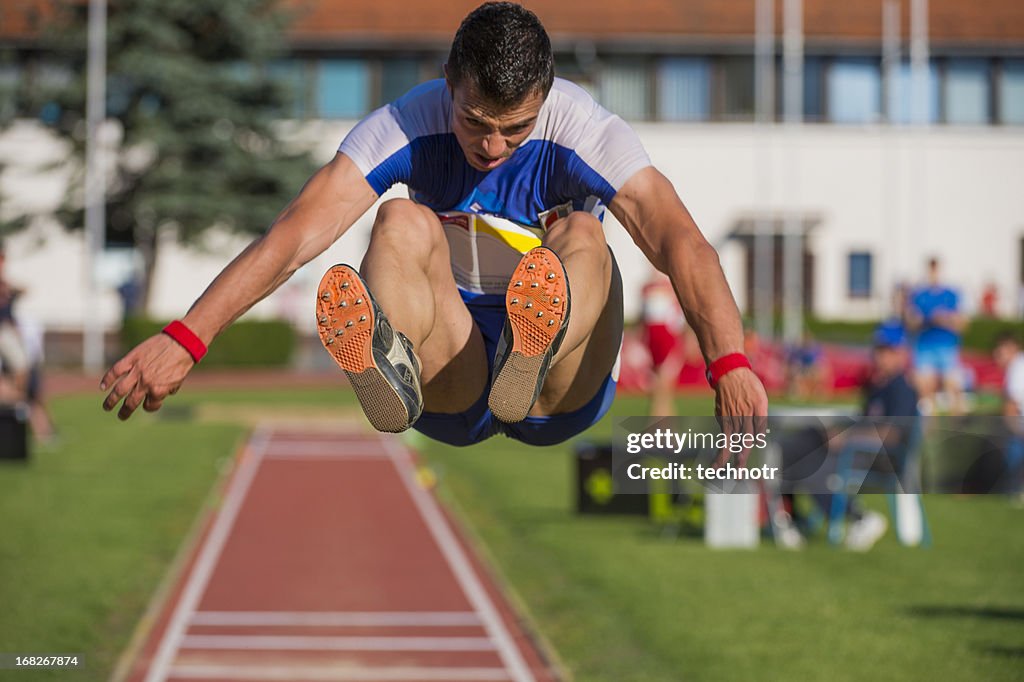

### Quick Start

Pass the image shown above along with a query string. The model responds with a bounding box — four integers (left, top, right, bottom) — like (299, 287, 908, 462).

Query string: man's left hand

(713, 368, 769, 467)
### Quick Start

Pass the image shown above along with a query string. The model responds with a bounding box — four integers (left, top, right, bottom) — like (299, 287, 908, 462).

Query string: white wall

(3, 119, 1023, 337)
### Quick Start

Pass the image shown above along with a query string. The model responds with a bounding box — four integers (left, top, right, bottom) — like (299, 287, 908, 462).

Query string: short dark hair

(446, 2, 554, 107)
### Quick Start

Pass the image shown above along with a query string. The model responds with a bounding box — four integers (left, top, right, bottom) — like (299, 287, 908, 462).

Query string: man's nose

(481, 133, 506, 158)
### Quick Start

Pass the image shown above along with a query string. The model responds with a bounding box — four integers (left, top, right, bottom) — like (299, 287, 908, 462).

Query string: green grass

(0, 387, 354, 680)
(0, 395, 243, 680)
(1, 388, 1021, 681)
(418, 395, 1024, 682)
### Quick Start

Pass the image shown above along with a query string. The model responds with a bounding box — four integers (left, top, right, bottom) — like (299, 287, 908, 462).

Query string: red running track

(119, 427, 559, 682)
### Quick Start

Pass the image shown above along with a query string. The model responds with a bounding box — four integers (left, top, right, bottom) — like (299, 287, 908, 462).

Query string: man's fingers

(100, 355, 135, 391)
(118, 384, 147, 421)
(143, 391, 166, 413)
(103, 367, 139, 411)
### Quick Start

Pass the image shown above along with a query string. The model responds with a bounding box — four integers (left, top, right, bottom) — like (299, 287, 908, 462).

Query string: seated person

(993, 331, 1024, 499)
(782, 323, 918, 550)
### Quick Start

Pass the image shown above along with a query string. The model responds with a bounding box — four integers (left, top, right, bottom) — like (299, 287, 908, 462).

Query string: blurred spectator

(888, 281, 910, 336)
(980, 282, 999, 318)
(640, 271, 685, 415)
(744, 329, 784, 391)
(862, 324, 919, 419)
(0, 242, 30, 400)
(992, 331, 1024, 499)
(16, 316, 56, 443)
(785, 330, 831, 400)
(786, 324, 917, 550)
(905, 257, 967, 415)
(116, 272, 144, 323)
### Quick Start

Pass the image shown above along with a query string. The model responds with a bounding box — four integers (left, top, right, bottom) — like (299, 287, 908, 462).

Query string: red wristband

(162, 320, 208, 363)
(706, 353, 752, 388)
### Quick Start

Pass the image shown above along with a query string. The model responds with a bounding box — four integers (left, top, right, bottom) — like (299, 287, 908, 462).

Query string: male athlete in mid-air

(102, 2, 767, 450)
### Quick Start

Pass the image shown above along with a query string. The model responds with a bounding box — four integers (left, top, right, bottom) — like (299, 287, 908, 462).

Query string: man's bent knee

(545, 212, 607, 252)
(370, 199, 445, 256)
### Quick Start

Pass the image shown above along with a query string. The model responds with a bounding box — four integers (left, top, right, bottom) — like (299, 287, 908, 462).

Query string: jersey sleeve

(337, 104, 414, 196)
(565, 101, 652, 205)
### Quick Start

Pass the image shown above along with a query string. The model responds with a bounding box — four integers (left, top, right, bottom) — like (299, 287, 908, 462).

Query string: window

(999, 59, 1024, 125)
(555, 53, 596, 95)
(380, 58, 421, 105)
(598, 59, 649, 121)
(32, 60, 73, 124)
(803, 57, 825, 122)
(0, 59, 20, 119)
(657, 58, 710, 121)
(887, 59, 940, 124)
(848, 252, 873, 299)
(828, 58, 881, 124)
(945, 58, 991, 125)
(269, 59, 310, 118)
(316, 59, 369, 119)
(719, 56, 755, 121)
(0, 59, 18, 90)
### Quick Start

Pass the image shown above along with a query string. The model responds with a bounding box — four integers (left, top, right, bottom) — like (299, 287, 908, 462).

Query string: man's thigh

(532, 250, 624, 416)
(365, 201, 490, 415)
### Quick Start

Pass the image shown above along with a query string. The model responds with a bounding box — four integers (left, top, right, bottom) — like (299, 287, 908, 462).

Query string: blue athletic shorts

(412, 291, 617, 447)
(913, 344, 961, 378)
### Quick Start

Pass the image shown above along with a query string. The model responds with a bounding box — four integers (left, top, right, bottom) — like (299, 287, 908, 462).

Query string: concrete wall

(3, 118, 1023, 341)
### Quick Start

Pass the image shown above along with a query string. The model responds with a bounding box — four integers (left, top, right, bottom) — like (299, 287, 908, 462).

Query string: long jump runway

(120, 427, 558, 682)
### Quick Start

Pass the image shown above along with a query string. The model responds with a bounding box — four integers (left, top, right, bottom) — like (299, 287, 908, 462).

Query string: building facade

(1, 0, 1023, 346)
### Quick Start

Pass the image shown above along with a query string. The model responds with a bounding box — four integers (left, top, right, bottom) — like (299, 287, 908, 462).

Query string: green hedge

(121, 317, 296, 368)
(804, 317, 1024, 352)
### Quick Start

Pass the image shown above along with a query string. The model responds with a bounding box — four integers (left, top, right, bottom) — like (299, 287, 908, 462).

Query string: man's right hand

(101, 334, 195, 420)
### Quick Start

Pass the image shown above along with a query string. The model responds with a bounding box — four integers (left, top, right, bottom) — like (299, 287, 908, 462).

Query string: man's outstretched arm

(102, 152, 377, 420)
(609, 166, 768, 423)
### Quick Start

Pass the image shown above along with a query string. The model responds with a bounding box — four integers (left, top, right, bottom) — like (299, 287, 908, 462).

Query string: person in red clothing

(641, 271, 686, 415)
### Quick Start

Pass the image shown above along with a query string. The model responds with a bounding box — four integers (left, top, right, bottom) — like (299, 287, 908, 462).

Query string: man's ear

(443, 63, 451, 91)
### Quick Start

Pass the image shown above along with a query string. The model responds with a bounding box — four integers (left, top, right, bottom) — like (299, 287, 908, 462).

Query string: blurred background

(1, 1, 1023, 681)
(1, 0, 1022, 371)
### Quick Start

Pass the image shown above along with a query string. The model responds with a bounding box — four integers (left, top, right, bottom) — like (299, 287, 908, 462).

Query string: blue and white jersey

(338, 78, 651, 296)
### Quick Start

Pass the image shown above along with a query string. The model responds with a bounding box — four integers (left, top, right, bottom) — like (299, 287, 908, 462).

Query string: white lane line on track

(261, 452, 392, 461)
(262, 444, 387, 453)
(381, 437, 536, 682)
(167, 664, 512, 681)
(191, 611, 483, 627)
(180, 635, 496, 651)
(143, 427, 272, 682)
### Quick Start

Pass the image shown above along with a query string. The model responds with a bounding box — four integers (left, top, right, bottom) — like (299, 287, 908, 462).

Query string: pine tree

(23, 0, 316, 313)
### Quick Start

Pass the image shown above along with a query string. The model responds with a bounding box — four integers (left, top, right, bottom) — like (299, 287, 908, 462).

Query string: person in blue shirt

(905, 257, 966, 414)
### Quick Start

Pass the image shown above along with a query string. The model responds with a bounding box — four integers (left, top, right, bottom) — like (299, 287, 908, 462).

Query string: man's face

(447, 79, 544, 172)
(872, 345, 904, 376)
